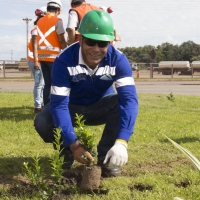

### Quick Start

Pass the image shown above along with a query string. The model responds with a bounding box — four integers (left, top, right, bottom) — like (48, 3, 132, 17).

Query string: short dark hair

(71, 0, 85, 6)
(34, 16, 44, 25)
(47, 5, 60, 12)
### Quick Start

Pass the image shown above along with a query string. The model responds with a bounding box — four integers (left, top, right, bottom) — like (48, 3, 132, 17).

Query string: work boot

(97, 159, 121, 177)
(60, 146, 74, 169)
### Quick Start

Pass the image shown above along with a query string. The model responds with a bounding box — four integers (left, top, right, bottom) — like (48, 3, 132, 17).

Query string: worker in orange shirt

(66, 0, 102, 45)
(33, 0, 67, 106)
(27, 6, 46, 113)
(66, 1, 121, 46)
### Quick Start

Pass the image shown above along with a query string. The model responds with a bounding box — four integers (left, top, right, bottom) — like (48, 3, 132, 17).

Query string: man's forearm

(66, 28, 75, 45)
(32, 35, 38, 62)
(32, 35, 40, 69)
(58, 33, 67, 49)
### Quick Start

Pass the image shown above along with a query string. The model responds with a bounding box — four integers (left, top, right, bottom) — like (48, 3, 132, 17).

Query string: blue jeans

(28, 60, 44, 108)
(34, 94, 119, 160)
(40, 61, 53, 106)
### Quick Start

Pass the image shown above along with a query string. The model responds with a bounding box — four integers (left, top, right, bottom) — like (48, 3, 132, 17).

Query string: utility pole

(150, 48, 156, 79)
(22, 18, 32, 59)
(11, 50, 13, 63)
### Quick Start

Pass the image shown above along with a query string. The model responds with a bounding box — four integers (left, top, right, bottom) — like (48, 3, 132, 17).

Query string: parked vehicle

(158, 61, 191, 75)
(131, 63, 138, 71)
(191, 61, 200, 72)
(18, 58, 29, 71)
(147, 63, 159, 71)
(4, 63, 18, 69)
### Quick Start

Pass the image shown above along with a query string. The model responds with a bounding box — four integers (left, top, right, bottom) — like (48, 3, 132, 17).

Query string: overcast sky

(1, 0, 200, 61)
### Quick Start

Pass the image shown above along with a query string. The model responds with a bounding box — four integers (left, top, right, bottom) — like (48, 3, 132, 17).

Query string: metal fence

(132, 63, 200, 79)
(0, 60, 32, 78)
(1, 60, 200, 79)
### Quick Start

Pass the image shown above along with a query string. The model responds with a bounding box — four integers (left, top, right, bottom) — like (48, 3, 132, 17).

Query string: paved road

(0, 81, 34, 92)
(0, 80, 199, 96)
(135, 81, 200, 96)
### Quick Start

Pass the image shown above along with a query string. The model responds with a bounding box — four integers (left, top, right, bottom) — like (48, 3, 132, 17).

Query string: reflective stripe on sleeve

(51, 86, 70, 96)
(115, 77, 135, 88)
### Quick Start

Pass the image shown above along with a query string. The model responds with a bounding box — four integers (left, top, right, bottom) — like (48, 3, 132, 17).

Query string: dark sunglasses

(82, 36, 109, 48)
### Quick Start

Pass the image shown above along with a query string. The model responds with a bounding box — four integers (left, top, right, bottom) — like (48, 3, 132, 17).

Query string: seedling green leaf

(167, 93, 175, 102)
(74, 114, 97, 158)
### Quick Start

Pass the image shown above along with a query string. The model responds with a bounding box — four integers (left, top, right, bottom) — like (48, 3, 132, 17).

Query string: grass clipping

(164, 135, 200, 171)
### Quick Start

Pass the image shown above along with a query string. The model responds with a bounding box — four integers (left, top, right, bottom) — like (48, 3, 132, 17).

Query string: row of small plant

(23, 114, 97, 198)
(23, 127, 66, 198)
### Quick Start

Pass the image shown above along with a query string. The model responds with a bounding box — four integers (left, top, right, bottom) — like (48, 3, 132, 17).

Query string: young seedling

(167, 92, 175, 102)
(74, 113, 101, 191)
(23, 127, 66, 197)
(50, 127, 65, 185)
(74, 114, 97, 161)
(23, 155, 46, 190)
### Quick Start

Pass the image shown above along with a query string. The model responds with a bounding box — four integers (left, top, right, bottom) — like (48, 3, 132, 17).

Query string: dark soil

(0, 157, 193, 198)
(174, 180, 191, 188)
(80, 165, 101, 190)
(0, 166, 108, 199)
(129, 184, 153, 192)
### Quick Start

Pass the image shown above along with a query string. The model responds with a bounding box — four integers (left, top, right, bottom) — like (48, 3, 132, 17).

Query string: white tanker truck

(158, 61, 200, 75)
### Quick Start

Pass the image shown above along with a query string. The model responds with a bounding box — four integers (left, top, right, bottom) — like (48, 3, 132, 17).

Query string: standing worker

(28, 6, 46, 113)
(34, 10, 138, 177)
(33, 0, 67, 106)
(66, 1, 120, 46)
(66, 0, 102, 45)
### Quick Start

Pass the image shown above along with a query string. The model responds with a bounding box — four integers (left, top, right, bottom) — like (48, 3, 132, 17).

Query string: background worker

(33, 0, 67, 106)
(66, 0, 102, 45)
(34, 10, 138, 177)
(66, 0, 121, 46)
(27, 6, 46, 113)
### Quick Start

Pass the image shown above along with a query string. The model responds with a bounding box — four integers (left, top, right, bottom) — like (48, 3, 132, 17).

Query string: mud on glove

(103, 139, 128, 168)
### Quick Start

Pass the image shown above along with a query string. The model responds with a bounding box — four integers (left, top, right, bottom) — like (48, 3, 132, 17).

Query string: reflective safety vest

(37, 13, 62, 62)
(28, 38, 34, 62)
(27, 27, 37, 62)
(70, 4, 102, 42)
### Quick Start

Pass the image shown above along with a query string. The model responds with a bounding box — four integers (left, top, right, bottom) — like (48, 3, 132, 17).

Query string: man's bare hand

(34, 61, 40, 70)
(69, 141, 94, 164)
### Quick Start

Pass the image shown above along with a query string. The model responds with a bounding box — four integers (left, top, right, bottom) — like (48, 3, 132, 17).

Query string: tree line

(118, 40, 200, 63)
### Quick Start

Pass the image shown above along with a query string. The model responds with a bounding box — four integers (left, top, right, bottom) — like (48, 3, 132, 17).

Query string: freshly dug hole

(80, 165, 101, 190)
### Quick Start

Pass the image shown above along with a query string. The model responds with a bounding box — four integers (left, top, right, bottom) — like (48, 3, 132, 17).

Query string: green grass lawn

(0, 92, 200, 200)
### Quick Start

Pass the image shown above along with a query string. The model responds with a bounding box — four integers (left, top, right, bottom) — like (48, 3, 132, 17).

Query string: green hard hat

(78, 10, 115, 41)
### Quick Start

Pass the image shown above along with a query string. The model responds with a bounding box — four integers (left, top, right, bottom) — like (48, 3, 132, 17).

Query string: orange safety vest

(27, 27, 37, 62)
(28, 38, 34, 62)
(37, 13, 62, 62)
(70, 4, 102, 42)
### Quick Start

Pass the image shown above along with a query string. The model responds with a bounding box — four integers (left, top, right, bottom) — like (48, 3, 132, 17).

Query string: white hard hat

(35, 6, 47, 17)
(40, 6, 47, 13)
(47, 0, 62, 8)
